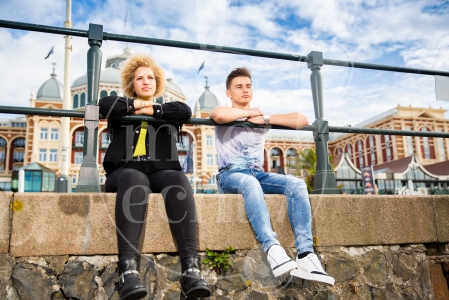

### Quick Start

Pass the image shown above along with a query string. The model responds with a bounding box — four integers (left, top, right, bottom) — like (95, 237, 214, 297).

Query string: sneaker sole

(272, 260, 298, 277)
(290, 269, 335, 286)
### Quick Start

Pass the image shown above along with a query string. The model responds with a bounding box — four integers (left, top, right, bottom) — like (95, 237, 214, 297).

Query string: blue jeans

(217, 168, 313, 254)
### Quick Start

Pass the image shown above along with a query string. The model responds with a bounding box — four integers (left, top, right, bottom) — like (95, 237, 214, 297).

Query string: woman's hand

(133, 107, 147, 115)
(135, 99, 154, 110)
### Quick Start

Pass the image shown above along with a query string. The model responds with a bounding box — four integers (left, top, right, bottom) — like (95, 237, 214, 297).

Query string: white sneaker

(290, 253, 335, 286)
(266, 245, 298, 277)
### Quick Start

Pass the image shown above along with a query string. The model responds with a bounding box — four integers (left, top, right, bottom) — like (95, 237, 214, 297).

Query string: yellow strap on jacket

(133, 121, 148, 157)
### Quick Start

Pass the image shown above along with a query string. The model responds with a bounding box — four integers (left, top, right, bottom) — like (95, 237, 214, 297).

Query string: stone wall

(0, 192, 448, 299)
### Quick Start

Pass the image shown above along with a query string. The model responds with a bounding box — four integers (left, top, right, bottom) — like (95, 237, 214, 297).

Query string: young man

(209, 67, 334, 286)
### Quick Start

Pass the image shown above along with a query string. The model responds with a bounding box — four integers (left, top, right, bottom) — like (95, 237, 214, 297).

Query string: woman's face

(133, 66, 156, 100)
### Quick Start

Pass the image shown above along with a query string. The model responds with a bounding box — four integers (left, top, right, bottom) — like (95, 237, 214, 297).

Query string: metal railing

(1, 19, 449, 193)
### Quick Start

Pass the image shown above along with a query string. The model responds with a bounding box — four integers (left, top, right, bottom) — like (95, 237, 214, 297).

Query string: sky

(1, 0, 449, 135)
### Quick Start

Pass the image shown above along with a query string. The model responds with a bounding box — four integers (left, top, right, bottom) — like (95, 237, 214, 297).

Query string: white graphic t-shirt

(215, 122, 269, 172)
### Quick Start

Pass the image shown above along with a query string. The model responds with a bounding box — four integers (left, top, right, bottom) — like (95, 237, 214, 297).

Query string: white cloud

(0, 0, 448, 126)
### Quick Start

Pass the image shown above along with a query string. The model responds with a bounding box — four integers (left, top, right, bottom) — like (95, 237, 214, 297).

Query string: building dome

(72, 67, 121, 88)
(195, 77, 221, 112)
(72, 74, 87, 88)
(36, 69, 63, 101)
(166, 78, 185, 97)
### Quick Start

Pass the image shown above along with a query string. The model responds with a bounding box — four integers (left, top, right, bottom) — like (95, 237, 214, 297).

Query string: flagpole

(57, 0, 72, 192)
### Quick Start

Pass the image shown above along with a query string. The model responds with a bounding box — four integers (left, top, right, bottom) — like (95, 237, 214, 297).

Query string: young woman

(99, 54, 211, 300)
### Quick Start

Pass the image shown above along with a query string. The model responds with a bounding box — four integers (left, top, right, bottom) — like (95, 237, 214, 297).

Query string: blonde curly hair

(121, 53, 166, 98)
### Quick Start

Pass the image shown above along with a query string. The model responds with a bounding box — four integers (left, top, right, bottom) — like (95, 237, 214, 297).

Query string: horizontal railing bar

(0, 19, 87, 37)
(1, 106, 449, 138)
(104, 32, 308, 62)
(323, 59, 449, 76)
(113, 115, 315, 131)
(328, 126, 449, 138)
(0, 106, 84, 118)
(1, 19, 449, 76)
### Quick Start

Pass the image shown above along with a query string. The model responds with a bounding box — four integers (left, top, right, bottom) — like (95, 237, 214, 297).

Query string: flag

(182, 143, 194, 173)
(44, 46, 54, 59)
(197, 61, 205, 74)
(124, 9, 128, 28)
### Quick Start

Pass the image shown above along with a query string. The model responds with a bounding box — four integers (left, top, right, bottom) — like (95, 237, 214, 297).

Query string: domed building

(194, 77, 221, 113)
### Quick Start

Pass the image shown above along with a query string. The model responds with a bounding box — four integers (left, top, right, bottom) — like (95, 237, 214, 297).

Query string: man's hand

(247, 116, 264, 125)
(247, 108, 263, 118)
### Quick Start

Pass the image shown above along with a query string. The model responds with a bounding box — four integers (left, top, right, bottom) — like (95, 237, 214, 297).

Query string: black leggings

(105, 168, 198, 261)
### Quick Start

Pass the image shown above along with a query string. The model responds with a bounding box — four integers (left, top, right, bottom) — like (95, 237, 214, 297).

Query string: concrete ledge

(5, 192, 447, 256)
(310, 195, 437, 246)
(0, 192, 12, 253)
(433, 196, 449, 242)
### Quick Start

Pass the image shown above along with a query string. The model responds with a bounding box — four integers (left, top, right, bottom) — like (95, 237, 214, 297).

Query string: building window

(215, 154, 218, 166)
(101, 132, 110, 148)
(40, 128, 48, 140)
(100, 90, 108, 99)
(346, 144, 353, 160)
(422, 127, 431, 159)
(208, 176, 217, 184)
(101, 152, 105, 163)
(49, 149, 58, 162)
(72, 174, 77, 184)
(357, 139, 364, 168)
(50, 128, 59, 140)
(420, 126, 435, 159)
(385, 135, 392, 162)
(368, 135, 376, 165)
(206, 135, 213, 146)
(0, 150, 5, 161)
(110, 91, 117, 96)
(80, 93, 86, 107)
(39, 149, 47, 162)
(0, 138, 6, 148)
(437, 130, 446, 160)
(73, 94, 79, 108)
(13, 151, 24, 162)
(75, 131, 84, 146)
(406, 127, 414, 155)
(74, 152, 83, 165)
(14, 138, 25, 148)
(207, 154, 213, 166)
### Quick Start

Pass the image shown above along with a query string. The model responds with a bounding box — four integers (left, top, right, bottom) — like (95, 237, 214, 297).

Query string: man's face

(226, 76, 252, 107)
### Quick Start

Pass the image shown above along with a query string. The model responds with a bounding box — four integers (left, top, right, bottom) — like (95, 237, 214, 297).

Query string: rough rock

(158, 255, 181, 282)
(101, 263, 120, 300)
(58, 260, 99, 300)
(11, 262, 59, 300)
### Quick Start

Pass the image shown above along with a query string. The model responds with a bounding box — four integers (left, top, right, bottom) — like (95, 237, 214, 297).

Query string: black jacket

(98, 96, 192, 176)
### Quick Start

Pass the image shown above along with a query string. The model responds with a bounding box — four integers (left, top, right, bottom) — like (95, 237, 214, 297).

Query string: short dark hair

(226, 67, 251, 90)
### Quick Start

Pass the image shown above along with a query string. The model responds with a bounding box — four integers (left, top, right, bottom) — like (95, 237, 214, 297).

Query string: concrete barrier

(3, 192, 448, 257)
(0, 192, 12, 253)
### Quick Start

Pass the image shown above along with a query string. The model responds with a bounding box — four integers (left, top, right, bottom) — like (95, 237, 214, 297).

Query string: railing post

(307, 51, 338, 194)
(75, 23, 103, 192)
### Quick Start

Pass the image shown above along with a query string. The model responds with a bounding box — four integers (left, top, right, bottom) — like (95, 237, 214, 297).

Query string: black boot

(180, 256, 211, 298)
(116, 258, 148, 300)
